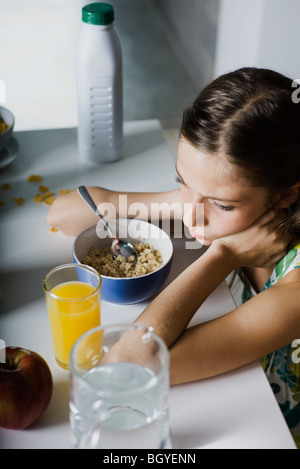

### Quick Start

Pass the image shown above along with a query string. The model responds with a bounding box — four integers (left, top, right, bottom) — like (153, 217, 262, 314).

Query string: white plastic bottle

(76, 3, 123, 163)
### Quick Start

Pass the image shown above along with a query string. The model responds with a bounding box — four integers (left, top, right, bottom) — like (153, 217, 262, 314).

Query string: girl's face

(177, 138, 271, 246)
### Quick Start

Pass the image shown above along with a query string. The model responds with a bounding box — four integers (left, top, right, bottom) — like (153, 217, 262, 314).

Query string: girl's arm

(46, 187, 182, 236)
(102, 240, 300, 384)
(136, 209, 288, 345)
(135, 210, 300, 385)
(168, 267, 300, 384)
(135, 242, 236, 348)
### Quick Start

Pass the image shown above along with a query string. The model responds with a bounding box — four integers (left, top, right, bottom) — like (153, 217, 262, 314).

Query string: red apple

(0, 346, 53, 430)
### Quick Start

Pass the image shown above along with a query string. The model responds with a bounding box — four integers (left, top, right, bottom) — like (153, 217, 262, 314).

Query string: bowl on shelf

(73, 219, 173, 305)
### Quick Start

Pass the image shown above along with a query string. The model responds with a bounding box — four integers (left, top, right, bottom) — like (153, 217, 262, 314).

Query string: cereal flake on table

(43, 196, 56, 205)
(58, 189, 70, 195)
(33, 191, 55, 204)
(27, 174, 43, 183)
(41, 191, 54, 199)
(33, 194, 43, 204)
(39, 185, 49, 193)
(13, 197, 25, 206)
(2, 183, 11, 190)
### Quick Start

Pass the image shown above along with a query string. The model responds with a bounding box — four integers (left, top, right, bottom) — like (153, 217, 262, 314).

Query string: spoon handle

(77, 185, 114, 238)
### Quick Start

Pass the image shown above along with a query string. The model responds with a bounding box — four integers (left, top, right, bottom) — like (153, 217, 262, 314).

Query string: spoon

(77, 185, 138, 264)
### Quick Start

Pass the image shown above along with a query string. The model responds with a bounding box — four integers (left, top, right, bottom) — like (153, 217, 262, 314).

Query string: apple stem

(0, 357, 18, 370)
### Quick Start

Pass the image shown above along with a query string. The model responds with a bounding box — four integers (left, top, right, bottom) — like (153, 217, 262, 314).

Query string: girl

(48, 67, 300, 446)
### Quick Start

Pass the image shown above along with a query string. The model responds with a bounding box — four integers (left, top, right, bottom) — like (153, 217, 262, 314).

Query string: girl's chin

(200, 239, 212, 246)
(188, 228, 212, 246)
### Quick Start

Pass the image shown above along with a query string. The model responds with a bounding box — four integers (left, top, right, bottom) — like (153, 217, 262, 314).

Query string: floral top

(240, 244, 300, 449)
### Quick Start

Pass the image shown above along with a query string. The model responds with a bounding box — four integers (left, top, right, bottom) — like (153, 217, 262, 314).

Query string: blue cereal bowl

(72, 219, 173, 305)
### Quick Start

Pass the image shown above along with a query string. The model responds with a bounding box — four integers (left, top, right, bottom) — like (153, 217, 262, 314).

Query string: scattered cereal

(81, 242, 163, 278)
(13, 197, 25, 206)
(0, 200, 5, 206)
(58, 189, 70, 195)
(2, 179, 71, 209)
(27, 175, 43, 183)
(49, 227, 58, 232)
(41, 191, 54, 199)
(44, 196, 56, 205)
(39, 185, 49, 193)
(33, 194, 43, 204)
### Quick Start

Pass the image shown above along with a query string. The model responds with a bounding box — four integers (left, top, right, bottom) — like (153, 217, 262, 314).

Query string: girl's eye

(175, 174, 189, 187)
(210, 200, 234, 212)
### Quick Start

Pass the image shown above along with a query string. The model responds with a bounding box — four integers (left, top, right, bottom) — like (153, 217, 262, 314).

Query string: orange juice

(46, 281, 101, 369)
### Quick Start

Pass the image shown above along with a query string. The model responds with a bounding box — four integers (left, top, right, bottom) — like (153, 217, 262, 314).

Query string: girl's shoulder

(264, 243, 300, 290)
(276, 243, 300, 275)
(240, 244, 300, 302)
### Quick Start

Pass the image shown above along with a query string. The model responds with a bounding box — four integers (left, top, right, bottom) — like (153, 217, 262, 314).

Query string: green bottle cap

(82, 3, 114, 25)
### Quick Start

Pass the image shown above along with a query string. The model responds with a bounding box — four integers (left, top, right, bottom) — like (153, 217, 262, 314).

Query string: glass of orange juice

(43, 263, 102, 370)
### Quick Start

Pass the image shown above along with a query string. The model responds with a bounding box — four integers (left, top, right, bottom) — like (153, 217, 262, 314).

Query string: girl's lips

(189, 228, 204, 240)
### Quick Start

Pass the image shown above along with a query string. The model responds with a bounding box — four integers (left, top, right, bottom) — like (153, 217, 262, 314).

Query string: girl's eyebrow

(175, 164, 241, 203)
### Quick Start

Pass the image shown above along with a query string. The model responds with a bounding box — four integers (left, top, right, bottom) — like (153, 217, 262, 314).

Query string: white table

(0, 120, 296, 449)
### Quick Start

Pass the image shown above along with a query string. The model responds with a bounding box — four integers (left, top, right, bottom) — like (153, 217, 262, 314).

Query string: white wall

(0, 0, 86, 130)
(153, 0, 220, 88)
(214, 0, 300, 80)
(0, 0, 202, 131)
(3, 0, 299, 132)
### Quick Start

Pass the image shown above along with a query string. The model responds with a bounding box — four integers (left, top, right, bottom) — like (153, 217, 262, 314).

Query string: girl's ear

(277, 183, 300, 208)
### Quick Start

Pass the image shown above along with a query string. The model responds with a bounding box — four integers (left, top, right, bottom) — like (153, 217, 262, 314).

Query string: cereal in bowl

(81, 242, 163, 278)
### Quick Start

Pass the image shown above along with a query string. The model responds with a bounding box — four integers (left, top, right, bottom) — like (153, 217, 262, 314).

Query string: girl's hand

(99, 325, 161, 373)
(212, 209, 292, 268)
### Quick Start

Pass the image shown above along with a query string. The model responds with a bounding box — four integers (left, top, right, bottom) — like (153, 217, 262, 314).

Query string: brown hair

(180, 67, 300, 238)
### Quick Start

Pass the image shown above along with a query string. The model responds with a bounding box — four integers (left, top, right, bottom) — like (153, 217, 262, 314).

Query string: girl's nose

(183, 195, 205, 227)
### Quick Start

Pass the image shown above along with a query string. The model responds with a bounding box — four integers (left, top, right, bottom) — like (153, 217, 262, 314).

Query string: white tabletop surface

(0, 120, 296, 449)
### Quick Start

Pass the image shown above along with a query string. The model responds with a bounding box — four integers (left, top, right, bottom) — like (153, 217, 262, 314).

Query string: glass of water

(69, 323, 171, 449)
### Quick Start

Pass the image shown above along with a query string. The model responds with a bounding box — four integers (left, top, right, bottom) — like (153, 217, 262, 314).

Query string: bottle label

(90, 85, 114, 149)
